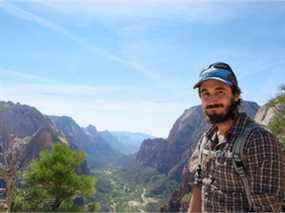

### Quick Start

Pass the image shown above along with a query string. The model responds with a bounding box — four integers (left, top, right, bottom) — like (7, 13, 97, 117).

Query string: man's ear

(234, 94, 240, 102)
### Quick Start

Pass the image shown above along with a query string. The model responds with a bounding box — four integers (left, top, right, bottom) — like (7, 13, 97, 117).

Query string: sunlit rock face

(0, 101, 88, 173)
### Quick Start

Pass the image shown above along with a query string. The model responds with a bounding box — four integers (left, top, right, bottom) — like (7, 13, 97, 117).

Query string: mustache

(206, 104, 224, 109)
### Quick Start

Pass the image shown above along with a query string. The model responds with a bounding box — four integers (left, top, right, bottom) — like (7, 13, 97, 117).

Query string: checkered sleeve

(244, 128, 284, 212)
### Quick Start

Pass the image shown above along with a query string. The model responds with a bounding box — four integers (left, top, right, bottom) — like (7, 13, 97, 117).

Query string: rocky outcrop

(0, 101, 53, 141)
(24, 125, 66, 161)
(0, 101, 88, 173)
(136, 138, 170, 173)
(0, 101, 59, 161)
(255, 103, 285, 125)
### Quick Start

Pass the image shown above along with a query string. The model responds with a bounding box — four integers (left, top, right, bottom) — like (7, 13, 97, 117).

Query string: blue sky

(0, 1, 285, 137)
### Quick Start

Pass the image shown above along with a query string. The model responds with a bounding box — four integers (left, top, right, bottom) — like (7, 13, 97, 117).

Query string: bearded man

(188, 62, 284, 212)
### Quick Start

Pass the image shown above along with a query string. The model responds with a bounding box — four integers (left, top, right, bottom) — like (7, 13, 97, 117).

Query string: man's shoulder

(246, 120, 273, 138)
(243, 119, 280, 149)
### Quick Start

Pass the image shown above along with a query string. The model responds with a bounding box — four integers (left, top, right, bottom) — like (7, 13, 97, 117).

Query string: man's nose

(206, 94, 220, 103)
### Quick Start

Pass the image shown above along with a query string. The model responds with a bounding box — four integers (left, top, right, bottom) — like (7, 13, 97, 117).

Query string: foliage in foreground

(12, 143, 98, 212)
(268, 85, 285, 146)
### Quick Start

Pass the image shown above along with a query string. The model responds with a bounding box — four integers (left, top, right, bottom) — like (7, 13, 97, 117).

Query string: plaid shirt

(189, 113, 284, 212)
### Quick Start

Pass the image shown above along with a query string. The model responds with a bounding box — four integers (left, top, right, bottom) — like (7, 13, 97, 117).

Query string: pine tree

(12, 143, 96, 211)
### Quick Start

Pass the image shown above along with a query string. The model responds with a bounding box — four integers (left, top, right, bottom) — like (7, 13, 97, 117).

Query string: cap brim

(193, 77, 233, 89)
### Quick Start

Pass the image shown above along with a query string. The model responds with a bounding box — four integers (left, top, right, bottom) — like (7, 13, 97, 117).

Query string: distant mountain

(49, 116, 122, 168)
(99, 130, 123, 154)
(136, 100, 260, 180)
(49, 116, 95, 150)
(102, 131, 153, 154)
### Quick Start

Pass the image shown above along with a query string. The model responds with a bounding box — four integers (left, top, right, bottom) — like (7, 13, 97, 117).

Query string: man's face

(199, 80, 240, 123)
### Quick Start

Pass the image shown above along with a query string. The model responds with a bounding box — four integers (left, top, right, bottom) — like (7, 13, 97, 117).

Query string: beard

(204, 99, 240, 124)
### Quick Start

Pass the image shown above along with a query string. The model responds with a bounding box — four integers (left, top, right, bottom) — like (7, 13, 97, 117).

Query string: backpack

(232, 122, 285, 211)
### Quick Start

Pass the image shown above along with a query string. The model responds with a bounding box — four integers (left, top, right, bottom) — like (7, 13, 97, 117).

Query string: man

(188, 62, 284, 212)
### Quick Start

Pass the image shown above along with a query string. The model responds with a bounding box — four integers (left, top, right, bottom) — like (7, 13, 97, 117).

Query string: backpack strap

(232, 122, 259, 210)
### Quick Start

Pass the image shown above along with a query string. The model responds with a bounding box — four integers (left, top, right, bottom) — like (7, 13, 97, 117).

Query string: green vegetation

(90, 167, 161, 212)
(268, 85, 285, 146)
(9, 140, 178, 212)
(0, 102, 8, 112)
(89, 156, 179, 212)
(12, 143, 97, 212)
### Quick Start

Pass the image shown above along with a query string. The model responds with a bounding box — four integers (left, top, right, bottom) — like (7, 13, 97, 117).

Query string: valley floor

(91, 165, 178, 212)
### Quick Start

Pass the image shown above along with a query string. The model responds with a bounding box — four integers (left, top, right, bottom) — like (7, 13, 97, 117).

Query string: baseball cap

(193, 62, 239, 89)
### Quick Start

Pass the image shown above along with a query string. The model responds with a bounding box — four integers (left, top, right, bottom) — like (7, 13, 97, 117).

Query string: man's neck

(216, 119, 234, 136)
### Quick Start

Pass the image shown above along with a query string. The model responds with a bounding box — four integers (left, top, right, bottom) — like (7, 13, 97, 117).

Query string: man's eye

(217, 90, 225, 95)
(201, 92, 209, 97)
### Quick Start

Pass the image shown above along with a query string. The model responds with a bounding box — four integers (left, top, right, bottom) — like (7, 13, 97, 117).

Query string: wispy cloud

(0, 67, 132, 101)
(0, 67, 50, 83)
(0, 1, 162, 81)
(238, 59, 285, 80)
(1, 82, 129, 98)
(0, 78, 195, 104)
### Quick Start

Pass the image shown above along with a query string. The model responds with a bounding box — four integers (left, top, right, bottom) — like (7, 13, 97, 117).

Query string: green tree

(268, 84, 285, 146)
(12, 143, 96, 211)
